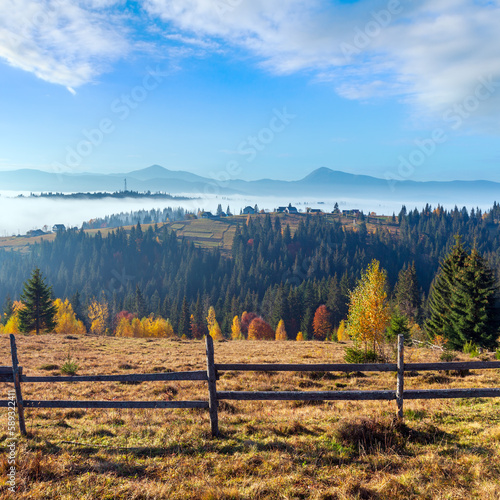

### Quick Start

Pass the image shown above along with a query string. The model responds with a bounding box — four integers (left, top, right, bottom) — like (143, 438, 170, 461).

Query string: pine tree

(386, 309, 410, 342)
(2, 295, 13, 326)
(394, 263, 420, 321)
(426, 237, 468, 344)
(135, 285, 147, 319)
(18, 268, 57, 334)
(448, 248, 500, 349)
(178, 297, 190, 337)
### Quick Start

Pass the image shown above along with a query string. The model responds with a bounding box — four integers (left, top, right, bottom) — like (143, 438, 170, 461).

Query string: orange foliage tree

(313, 305, 332, 340)
(248, 317, 274, 340)
(241, 311, 258, 335)
(190, 314, 205, 339)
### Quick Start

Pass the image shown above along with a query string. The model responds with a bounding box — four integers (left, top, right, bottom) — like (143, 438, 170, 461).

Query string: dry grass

(1, 336, 500, 499)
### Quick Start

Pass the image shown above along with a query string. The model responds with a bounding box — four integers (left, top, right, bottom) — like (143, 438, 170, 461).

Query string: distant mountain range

(1, 165, 499, 205)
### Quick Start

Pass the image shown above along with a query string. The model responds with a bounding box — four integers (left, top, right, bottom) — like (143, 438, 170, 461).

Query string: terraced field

(0, 213, 398, 255)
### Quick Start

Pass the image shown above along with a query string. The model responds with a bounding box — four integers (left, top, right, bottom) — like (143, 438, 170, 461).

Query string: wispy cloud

(2, 0, 500, 130)
(0, 0, 128, 87)
(143, 0, 500, 127)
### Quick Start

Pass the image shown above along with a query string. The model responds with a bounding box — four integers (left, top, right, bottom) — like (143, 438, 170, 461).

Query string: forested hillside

(2, 203, 500, 338)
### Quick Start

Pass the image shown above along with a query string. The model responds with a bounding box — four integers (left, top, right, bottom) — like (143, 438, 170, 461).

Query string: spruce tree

(427, 238, 500, 349)
(448, 248, 500, 349)
(134, 285, 147, 319)
(178, 297, 190, 337)
(426, 237, 468, 341)
(18, 268, 57, 334)
(2, 295, 13, 326)
(394, 263, 420, 321)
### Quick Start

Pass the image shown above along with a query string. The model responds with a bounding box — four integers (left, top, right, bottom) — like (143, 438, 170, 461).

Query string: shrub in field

(440, 350, 456, 362)
(335, 417, 405, 455)
(344, 347, 378, 364)
(60, 355, 79, 376)
(463, 340, 480, 357)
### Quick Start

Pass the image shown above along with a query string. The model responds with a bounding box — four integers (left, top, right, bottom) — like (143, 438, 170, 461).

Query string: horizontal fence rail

(0, 400, 209, 409)
(217, 390, 396, 401)
(215, 363, 398, 372)
(21, 371, 207, 383)
(2, 334, 500, 437)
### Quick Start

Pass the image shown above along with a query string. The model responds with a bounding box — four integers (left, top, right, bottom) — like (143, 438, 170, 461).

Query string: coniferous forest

(2, 203, 500, 340)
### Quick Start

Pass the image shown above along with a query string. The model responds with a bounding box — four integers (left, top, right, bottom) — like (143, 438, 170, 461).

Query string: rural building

(27, 229, 47, 237)
(52, 224, 66, 232)
(243, 206, 256, 215)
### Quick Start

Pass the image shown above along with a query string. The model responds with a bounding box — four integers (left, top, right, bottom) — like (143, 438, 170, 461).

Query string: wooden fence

(2, 334, 500, 437)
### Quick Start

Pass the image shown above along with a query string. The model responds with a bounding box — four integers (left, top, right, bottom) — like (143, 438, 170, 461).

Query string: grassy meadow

(1, 335, 500, 499)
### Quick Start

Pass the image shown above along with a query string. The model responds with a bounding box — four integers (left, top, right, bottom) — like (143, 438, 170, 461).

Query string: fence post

(396, 334, 404, 421)
(10, 334, 27, 436)
(205, 334, 219, 437)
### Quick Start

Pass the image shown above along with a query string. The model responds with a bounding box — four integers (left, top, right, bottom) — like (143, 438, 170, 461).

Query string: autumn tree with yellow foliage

(0, 301, 24, 334)
(336, 320, 347, 341)
(87, 299, 109, 336)
(275, 319, 287, 340)
(346, 260, 390, 354)
(115, 314, 175, 338)
(53, 298, 86, 335)
(231, 315, 243, 340)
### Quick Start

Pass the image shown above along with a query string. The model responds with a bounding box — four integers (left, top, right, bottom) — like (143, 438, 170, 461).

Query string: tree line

(1, 203, 500, 348)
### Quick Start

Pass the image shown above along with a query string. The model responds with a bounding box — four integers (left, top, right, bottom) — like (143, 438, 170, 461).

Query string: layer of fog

(0, 191, 495, 236)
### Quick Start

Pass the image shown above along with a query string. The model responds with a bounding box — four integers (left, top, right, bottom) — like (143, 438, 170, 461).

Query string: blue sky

(1, 0, 500, 182)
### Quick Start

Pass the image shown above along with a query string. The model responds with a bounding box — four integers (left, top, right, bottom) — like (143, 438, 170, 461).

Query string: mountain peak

(128, 164, 169, 177)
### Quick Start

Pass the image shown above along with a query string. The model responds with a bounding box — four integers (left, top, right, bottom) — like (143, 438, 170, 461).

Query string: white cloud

(2, 0, 500, 130)
(142, 0, 500, 127)
(0, 0, 128, 87)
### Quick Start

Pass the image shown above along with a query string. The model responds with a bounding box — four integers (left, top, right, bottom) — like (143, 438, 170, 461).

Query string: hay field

(1, 336, 500, 499)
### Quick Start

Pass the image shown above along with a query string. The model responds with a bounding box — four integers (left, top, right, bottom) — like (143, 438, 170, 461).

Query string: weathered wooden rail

(2, 334, 500, 437)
